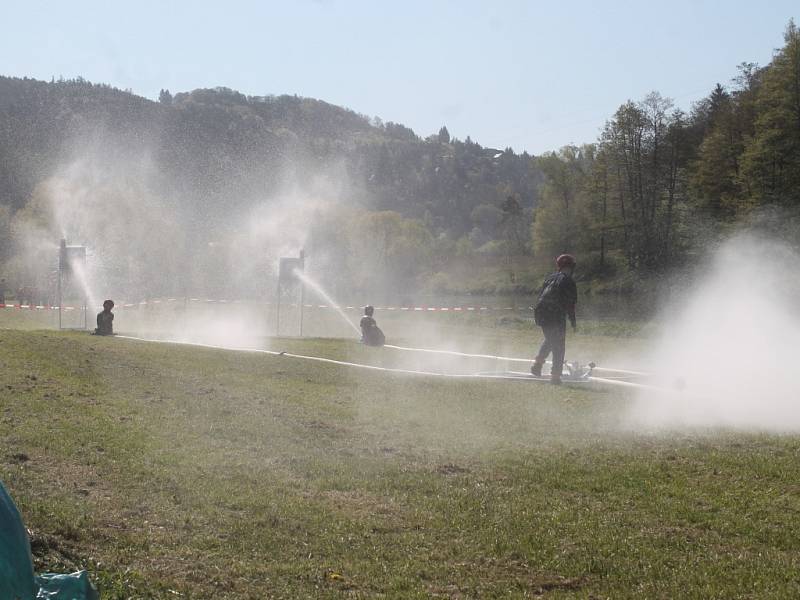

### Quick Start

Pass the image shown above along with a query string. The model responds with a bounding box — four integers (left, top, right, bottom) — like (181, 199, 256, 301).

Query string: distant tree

(349, 211, 435, 293)
(584, 146, 611, 267)
(691, 86, 744, 216)
(708, 83, 729, 124)
(0, 205, 11, 265)
(532, 146, 588, 260)
(689, 62, 761, 216)
(499, 192, 526, 281)
(500, 194, 524, 237)
(438, 126, 450, 144)
(741, 19, 800, 205)
(470, 203, 503, 235)
(593, 94, 688, 269)
(159, 89, 173, 105)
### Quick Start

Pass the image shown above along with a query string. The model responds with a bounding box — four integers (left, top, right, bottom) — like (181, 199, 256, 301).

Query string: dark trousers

(536, 319, 566, 377)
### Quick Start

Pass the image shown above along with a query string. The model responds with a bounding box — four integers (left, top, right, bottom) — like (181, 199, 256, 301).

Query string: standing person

(531, 254, 578, 384)
(0, 278, 6, 305)
(94, 300, 115, 336)
(360, 305, 385, 347)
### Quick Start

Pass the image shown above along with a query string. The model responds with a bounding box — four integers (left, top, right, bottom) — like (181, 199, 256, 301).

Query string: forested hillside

(0, 20, 798, 307)
(0, 78, 539, 234)
(0, 75, 541, 300)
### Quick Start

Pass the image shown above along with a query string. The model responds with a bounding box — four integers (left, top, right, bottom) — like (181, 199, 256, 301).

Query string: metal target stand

(275, 249, 305, 337)
(58, 238, 88, 330)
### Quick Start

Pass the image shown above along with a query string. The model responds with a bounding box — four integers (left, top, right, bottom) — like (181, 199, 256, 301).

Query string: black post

(298, 249, 305, 337)
(58, 239, 66, 329)
(275, 280, 281, 337)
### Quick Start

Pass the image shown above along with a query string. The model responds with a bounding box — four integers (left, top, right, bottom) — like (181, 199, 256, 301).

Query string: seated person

(360, 305, 385, 347)
(94, 300, 115, 335)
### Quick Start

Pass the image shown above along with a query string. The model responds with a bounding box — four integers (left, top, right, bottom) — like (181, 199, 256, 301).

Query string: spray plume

(629, 234, 800, 431)
(293, 269, 361, 336)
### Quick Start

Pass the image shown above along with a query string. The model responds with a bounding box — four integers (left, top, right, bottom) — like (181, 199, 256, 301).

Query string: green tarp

(0, 481, 98, 599)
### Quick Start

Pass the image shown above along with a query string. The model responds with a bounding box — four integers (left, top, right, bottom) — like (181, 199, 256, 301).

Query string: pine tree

(741, 20, 800, 205)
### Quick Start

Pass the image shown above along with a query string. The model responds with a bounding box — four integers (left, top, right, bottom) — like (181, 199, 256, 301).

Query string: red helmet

(556, 254, 576, 268)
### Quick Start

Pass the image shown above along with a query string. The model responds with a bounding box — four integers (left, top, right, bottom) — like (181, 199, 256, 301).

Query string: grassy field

(1, 313, 799, 598)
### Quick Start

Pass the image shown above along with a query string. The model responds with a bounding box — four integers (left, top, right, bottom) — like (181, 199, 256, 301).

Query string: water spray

(274, 247, 361, 337)
(292, 269, 361, 337)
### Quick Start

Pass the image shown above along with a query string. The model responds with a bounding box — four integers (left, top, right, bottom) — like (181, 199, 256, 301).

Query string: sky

(1, 1, 796, 154)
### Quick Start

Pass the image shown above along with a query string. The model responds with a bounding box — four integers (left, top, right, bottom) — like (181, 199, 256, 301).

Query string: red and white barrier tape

(1, 298, 530, 313)
(2, 303, 66, 310)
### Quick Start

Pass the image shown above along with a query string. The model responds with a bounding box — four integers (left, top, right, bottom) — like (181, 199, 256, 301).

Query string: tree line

(1, 20, 798, 302)
(533, 20, 800, 280)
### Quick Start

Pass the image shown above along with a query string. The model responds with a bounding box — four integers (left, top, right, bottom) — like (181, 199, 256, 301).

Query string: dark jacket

(534, 271, 577, 326)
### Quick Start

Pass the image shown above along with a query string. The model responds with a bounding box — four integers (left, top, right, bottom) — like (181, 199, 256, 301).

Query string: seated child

(360, 305, 385, 347)
(94, 299, 115, 335)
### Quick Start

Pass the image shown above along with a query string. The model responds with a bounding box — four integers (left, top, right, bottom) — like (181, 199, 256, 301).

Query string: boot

(550, 364, 563, 385)
(530, 359, 543, 377)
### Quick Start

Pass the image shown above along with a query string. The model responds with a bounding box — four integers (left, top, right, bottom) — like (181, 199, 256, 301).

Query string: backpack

(533, 274, 564, 326)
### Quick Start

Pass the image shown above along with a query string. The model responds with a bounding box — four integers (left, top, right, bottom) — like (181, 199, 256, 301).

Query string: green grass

(1, 326, 799, 598)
